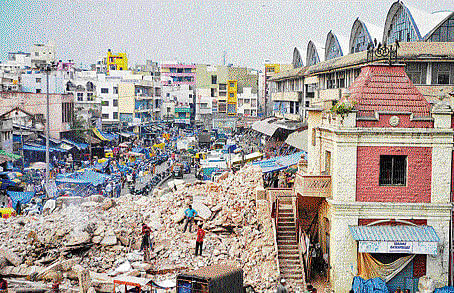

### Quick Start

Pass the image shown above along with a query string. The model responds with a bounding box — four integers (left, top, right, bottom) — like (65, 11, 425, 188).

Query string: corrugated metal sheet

(349, 225, 440, 242)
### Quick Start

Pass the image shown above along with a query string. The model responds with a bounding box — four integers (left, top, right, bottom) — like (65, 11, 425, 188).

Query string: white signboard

(358, 241, 438, 255)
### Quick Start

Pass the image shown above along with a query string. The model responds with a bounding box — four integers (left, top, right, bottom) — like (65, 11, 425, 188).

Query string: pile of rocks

(0, 165, 280, 292)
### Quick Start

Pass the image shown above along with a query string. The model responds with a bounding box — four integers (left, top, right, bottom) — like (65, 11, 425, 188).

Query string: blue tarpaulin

(62, 139, 89, 150)
(435, 287, 454, 293)
(253, 152, 306, 173)
(352, 276, 389, 293)
(23, 144, 67, 153)
(57, 169, 110, 186)
(7, 191, 35, 209)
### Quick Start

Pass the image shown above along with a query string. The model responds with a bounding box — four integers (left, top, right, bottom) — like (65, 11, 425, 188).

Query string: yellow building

(227, 80, 237, 116)
(106, 50, 128, 74)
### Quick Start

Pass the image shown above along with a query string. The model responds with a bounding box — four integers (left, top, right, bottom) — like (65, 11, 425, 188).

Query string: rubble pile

(0, 165, 279, 292)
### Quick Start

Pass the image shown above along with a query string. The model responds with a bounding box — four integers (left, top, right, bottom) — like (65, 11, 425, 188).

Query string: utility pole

(38, 62, 56, 186)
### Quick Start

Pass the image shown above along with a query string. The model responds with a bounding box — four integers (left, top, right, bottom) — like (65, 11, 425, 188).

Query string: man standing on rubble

(183, 204, 198, 233)
(195, 224, 205, 256)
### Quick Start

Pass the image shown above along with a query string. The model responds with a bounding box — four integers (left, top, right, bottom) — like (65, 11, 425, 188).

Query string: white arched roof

(292, 47, 304, 68)
(349, 18, 383, 53)
(306, 41, 322, 66)
(423, 11, 454, 41)
(325, 31, 349, 60)
(383, 1, 452, 42)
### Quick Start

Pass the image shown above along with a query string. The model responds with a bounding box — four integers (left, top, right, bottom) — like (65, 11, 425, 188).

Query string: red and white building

(294, 64, 453, 291)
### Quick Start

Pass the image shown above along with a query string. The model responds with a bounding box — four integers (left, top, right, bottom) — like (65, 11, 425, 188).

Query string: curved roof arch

(383, 1, 421, 43)
(292, 47, 304, 68)
(349, 18, 383, 53)
(306, 41, 321, 66)
(325, 31, 348, 61)
(424, 11, 454, 41)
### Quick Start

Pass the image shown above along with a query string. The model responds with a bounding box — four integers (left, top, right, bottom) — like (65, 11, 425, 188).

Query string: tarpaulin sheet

(7, 191, 35, 209)
(435, 287, 454, 293)
(23, 144, 67, 153)
(253, 151, 305, 173)
(57, 169, 110, 186)
(352, 276, 389, 293)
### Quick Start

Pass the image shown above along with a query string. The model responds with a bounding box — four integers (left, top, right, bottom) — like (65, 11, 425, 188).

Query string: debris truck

(176, 264, 245, 293)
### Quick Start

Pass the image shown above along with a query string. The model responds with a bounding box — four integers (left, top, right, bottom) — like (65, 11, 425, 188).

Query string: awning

(92, 128, 117, 141)
(252, 118, 280, 137)
(0, 150, 21, 161)
(285, 130, 308, 151)
(62, 139, 89, 150)
(349, 225, 440, 255)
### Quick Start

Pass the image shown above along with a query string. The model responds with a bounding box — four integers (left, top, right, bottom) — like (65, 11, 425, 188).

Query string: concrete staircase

(276, 196, 305, 287)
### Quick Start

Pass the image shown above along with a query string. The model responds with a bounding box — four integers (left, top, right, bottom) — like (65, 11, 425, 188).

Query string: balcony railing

(294, 173, 331, 197)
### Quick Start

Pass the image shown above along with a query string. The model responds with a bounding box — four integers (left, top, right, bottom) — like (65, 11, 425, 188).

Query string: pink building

(160, 64, 196, 86)
(273, 64, 453, 291)
(0, 92, 74, 139)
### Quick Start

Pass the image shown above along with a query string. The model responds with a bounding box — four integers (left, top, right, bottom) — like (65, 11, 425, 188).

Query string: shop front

(350, 222, 440, 292)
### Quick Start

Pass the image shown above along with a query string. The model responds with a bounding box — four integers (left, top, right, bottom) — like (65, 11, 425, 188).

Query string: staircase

(276, 196, 305, 287)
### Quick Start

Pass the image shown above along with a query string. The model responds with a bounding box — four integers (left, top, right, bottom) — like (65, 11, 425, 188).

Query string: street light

(37, 61, 57, 186)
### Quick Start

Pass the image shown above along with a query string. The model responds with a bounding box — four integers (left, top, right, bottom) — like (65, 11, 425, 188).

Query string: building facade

(293, 64, 452, 291)
(0, 92, 74, 139)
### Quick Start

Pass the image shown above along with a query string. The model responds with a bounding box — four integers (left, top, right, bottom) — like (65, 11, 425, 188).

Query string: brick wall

(356, 146, 432, 203)
(357, 114, 433, 128)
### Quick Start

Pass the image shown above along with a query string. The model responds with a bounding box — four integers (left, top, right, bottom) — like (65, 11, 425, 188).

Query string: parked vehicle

(176, 264, 245, 293)
(172, 164, 184, 179)
(0, 172, 23, 191)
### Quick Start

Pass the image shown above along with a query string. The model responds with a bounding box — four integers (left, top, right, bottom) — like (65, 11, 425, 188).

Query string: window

(211, 88, 216, 97)
(61, 102, 74, 123)
(211, 75, 217, 84)
(36, 78, 41, 83)
(102, 113, 109, 119)
(229, 93, 234, 98)
(113, 112, 118, 119)
(219, 91, 226, 97)
(427, 16, 454, 42)
(102, 101, 109, 106)
(87, 93, 94, 101)
(379, 155, 407, 186)
(35, 52, 39, 57)
(36, 89, 41, 93)
(77, 92, 84, 101)
(113, 87, 118, 94)
(219, 83, 226, 91)
(184, 68, 192, 73)
(113, 99, 118, 107)
(101, 88, 109, 93)
(432, 63, 453, 85)
(229, 82, 235, 88)
(406, 63, 427, 85)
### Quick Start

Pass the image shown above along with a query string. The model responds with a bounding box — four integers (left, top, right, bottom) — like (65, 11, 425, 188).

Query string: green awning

(0, 150, 21, 161)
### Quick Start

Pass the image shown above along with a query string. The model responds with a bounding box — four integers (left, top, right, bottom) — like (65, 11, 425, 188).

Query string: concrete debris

(0, 165, 280, 292)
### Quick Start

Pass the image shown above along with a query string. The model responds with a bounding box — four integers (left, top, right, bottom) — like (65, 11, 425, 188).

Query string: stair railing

(271, 196, 280, 277)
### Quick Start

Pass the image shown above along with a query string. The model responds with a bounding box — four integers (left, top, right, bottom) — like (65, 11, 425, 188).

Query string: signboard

(294, 174, 331, 197)
(358, 241, 438, 255)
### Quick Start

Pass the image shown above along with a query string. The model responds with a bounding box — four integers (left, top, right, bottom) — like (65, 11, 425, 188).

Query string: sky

(1, 0, 453, 70)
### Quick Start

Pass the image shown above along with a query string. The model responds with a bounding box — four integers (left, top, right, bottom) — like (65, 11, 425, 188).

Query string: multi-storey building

(118, 80, 161, 125)
(160, 63, 196, 86)
(196, 64, 259, 123)
(161, 84, 195, 125)
(269, 1, 454, 122)
(30, 42, 56, 68)
(106, 50, 128, 74)
(0, 92, 74, 140)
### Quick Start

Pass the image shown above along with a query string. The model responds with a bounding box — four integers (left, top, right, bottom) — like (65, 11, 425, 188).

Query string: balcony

(294, 173, 331, 198)
(271, 91, 299, 102)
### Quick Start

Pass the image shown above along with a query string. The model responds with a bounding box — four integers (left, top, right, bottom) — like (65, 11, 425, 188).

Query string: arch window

(386, 7, 418, 43)
(427, 15, 454, 42)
